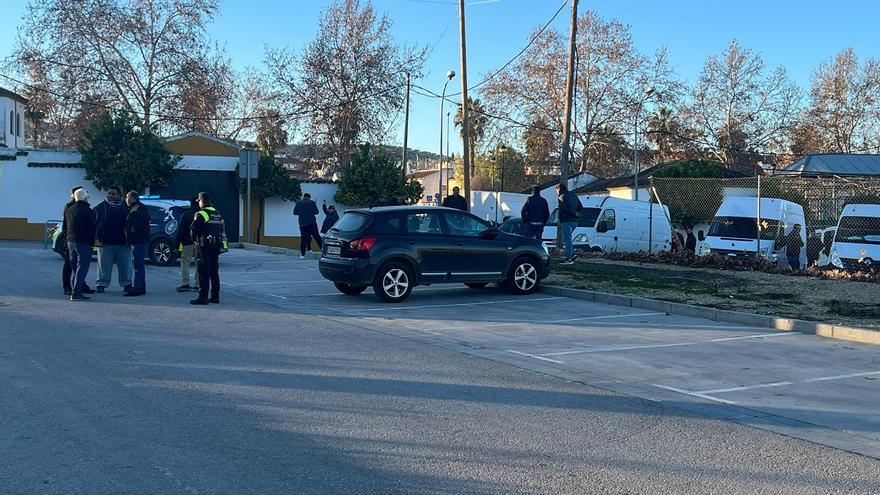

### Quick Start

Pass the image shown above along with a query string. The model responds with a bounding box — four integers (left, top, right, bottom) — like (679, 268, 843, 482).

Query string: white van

(699, 197, 806, 266)
(544, 196, 672, 253)
(829, 204, 880, 271)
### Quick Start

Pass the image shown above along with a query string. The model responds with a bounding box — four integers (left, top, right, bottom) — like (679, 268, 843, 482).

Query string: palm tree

(454, 97, 489, 175)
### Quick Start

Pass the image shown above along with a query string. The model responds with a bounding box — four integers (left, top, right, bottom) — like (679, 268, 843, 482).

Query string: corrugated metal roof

(782, 153, 880, 176)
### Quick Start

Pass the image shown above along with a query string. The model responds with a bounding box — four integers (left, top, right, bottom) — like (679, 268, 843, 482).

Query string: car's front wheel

(506, 257, 540, 295)
(150, 239, 175, 266)
(334, 282, 368, 295)
(373, 262, 414, 303)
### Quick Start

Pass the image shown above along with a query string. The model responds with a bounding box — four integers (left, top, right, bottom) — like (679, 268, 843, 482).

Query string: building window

(16, 112, 22, 137)
(9, 111, 13, 134)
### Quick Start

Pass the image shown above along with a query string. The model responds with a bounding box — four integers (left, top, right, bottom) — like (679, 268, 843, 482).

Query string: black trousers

(300, 224, 323, 255)
(197, 244, 221, 299)
(63, 257, 72, 291)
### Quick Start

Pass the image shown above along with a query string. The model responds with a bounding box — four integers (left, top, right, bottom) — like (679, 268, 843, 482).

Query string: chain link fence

(649, 175, 880, 271)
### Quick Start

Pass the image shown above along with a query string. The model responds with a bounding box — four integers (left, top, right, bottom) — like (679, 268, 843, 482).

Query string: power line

(446, 0, 567, 98)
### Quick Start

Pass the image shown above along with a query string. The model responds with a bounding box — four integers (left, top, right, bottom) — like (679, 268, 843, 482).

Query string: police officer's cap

(198, 192, 211, 202)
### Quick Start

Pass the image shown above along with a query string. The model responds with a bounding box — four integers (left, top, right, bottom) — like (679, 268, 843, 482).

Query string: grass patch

(825, 300, 880, 318)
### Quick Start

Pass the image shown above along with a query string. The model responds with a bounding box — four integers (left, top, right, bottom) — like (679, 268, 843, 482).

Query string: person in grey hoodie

(294, 193, 322, 258)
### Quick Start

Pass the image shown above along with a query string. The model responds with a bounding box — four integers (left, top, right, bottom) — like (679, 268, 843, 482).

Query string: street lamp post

(633, 86, 656, 201)
(439, 71, 456, 204)
(445, 111, 451, 195)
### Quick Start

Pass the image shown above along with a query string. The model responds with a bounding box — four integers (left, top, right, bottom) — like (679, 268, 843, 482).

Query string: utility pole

(459, 0, 472, 211)
(557, 0, 578, 243)
(401, 73, 411, 171)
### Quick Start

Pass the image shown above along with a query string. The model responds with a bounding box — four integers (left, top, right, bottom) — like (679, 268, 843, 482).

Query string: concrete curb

(237, 242, 320, 259)
(539, 285, 880, 346)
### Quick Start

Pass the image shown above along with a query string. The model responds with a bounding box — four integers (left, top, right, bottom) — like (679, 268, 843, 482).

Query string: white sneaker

(300, 255, 306, 259)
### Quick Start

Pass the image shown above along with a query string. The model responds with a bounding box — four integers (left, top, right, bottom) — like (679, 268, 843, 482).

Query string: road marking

(804, 370, 880, 383)
(225, 268, 319, 274)
(265, 293, 289, 300)
(222, 280, 330, 286)
(310, 286, 468, 297)
(361, 296, 564, 311)
(652, 384, 737, 405)
(697, 381, 794, 395)
(540, 332, 796, 357)
(505, 350, 564, 364)
(477, 312, 665, 329)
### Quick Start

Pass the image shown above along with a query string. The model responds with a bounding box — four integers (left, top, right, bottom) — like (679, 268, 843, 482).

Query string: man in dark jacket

(175, 197, 200, 292)
(64, 188, 96, 301)
(124, 191, 151, 296)
(520, 186, 550, 240)
(294, 193, 322, 258)
(60, 186, 93, 296)
(556, 182, 581, 264)
(785, 224, 805, 271)
(94, 186, 131, 293)
(321, 200, 339, 235)
(442, 186, 468, 211)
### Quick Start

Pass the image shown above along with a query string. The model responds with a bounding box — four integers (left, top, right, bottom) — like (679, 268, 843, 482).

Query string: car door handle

(409, 240, 417, 245)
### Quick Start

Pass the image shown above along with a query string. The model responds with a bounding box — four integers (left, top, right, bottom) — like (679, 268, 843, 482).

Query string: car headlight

(830, 248, 843, 269)
(164, 219, 178, 235)
(699, 245, 711, 256)
(573, 233, 589, 244)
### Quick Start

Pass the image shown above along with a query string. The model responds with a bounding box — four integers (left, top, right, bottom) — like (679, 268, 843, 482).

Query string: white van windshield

(708, 217, 783, 240)
(837, 216, 880, 245)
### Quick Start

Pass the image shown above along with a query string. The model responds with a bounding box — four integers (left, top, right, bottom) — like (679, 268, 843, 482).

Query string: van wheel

(374, 262, 413, 303)
(465, 282, 489, 289)
(506, 258, 540, 295)
(334, 282, 368, 295)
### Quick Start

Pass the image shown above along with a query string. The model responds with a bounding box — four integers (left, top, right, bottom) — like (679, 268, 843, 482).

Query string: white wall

(0, 96, 28, 149)
(0, 150, 100, 224)
(262, 182, 348, 237)
(177, 154, 238, 172)
(469, 191, 528, 224)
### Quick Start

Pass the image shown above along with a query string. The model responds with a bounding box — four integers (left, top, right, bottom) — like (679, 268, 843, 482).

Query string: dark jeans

(63, 256, 72, 292)
(198, 244, 221, 299)
(526, 223, 544, 241)
(787, 255, 800, 271)
(68, 242, 92, 297)
(300, 224, 323, 256)
(132, 243, 148, 292)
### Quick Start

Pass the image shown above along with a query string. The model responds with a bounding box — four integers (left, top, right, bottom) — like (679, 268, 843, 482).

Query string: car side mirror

(480, 228, 500, 239)
(596, 221, 608, 233)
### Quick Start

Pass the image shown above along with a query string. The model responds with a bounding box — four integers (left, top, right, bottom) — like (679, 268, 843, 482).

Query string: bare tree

(481, 11, 679, 177)
(255, 109, 289, 157)
(688, 40, 802, 169)
(16, 0, 220, 134)
(266, 0, 425, 175)
(806, 48, 880, 153)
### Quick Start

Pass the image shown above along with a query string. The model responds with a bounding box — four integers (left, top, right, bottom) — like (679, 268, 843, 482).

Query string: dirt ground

(546, 258, 880, 330)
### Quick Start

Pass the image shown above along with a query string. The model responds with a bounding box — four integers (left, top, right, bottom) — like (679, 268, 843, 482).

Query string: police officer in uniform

(190, 192, 225, 305)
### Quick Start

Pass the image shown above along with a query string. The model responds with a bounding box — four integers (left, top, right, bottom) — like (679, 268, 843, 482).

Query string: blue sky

(2, 0, 880, 155)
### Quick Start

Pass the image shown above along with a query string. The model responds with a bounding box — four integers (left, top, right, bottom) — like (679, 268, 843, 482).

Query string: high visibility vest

(196, 206, 225, 239)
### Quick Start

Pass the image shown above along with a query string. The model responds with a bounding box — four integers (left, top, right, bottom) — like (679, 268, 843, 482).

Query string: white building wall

(0, 150, 100, 224)
(176, 154, 238, 172)
(262, 182, 347, 237)
(0, 96, 28, 149)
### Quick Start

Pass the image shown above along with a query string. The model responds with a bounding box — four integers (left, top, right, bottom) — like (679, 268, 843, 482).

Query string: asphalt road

(1, 242, 878, 494)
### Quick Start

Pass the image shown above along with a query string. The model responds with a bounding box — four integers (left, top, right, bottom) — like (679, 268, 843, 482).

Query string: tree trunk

(256, 197, 265, 245)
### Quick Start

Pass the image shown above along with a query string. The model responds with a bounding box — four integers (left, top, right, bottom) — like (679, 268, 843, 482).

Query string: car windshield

(837, 216, 880, 245)
(548, 207, 601, 227)
(708, 216, 783, 240)
(333, 212, 371, 232)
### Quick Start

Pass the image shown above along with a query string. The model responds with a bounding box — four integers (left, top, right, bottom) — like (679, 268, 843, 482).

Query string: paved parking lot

(219, 247, 880, 459)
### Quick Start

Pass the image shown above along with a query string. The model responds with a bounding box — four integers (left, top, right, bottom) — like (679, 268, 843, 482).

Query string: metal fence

(649, 175, 880, 271)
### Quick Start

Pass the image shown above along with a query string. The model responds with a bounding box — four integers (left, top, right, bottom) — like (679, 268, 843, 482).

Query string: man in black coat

(294, 193, 322, 258)
(557, 182, 581, 264)
(64, 188, 96, 301)
(93, 186, 131, 293)
(124, 191, 151, 296)
(60, 186, 93, 296)
(520, 186, 550, 240)
(441, 186, 468, 211)
(321, 200, 340, 235)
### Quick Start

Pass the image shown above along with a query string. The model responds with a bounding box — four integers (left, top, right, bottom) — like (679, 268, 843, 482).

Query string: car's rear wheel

(334, 282, 368, 295)
(505, 257, 540, 295)
(150, 239, 175, 266)
(465, 282, 489, 289)
(373, 262, 413, 303)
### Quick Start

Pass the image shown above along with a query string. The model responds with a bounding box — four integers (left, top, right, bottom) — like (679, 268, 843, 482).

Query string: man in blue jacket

(520, 186, 550, 240)
(94, 186, 131, 293)
(294, 193, 322, 259)
(556, 182, 581, 265)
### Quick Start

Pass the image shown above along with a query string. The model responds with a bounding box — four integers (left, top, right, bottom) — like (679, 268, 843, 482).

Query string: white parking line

(804, 370, 880, 383)
(696, 381, 794, 395)
(361, 296, 564, 312)
(223, 280, 330, 286)
(477, 312, 665, 329)
(540, 332, 797, 357)
(310, 286, 469, 297)
(652, 384, 737, 405)
(224, 269, 319, 274)
(265, 293, 290, 300)
(505, 350, 564, 364)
